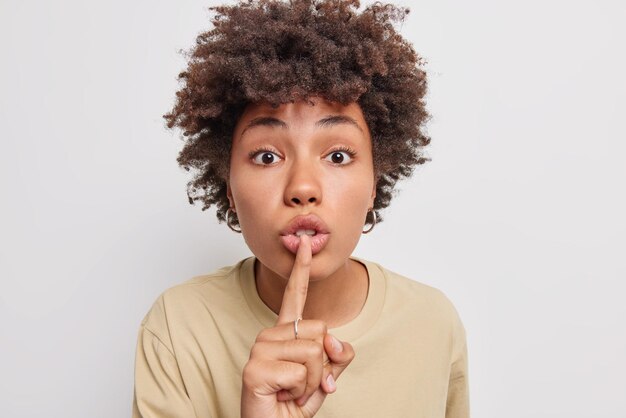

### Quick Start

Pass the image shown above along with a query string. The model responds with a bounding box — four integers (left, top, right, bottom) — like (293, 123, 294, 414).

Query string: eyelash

(330, 146, 357, 157)
(248, 146, 281, 160)
(248, 146, 357, 165)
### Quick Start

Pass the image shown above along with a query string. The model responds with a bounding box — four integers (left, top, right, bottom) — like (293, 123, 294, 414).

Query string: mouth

(279, 214, 330, 255)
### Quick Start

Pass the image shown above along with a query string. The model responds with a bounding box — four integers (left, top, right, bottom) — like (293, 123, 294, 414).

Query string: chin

(255, 248, 342, 282)
(306, 250, 354, 283)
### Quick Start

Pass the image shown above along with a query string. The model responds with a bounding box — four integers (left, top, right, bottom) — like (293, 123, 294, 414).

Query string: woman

(132, 1, 469, 417)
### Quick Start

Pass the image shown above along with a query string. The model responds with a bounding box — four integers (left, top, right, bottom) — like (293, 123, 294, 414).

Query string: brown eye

(324, 151, 353, 165)
(252, 151, 282, 165)
(262, 153, 274, 164)
(331, 152, 344, 164)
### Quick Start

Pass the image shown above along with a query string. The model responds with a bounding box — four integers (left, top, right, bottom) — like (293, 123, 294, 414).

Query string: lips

(279, 214, 330, 255)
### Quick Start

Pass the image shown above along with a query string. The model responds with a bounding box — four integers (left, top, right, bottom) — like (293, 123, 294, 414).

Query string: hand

(241, 235, 355, 418)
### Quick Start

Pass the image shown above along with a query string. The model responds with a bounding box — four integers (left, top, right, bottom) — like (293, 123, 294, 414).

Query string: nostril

(291, 197, 301, 204)
(308, 197, 316, 203)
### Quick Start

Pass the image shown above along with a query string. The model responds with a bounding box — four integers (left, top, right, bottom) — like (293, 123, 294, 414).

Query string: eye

(251, 150, 282, 165)
(324, 149, 355, 165)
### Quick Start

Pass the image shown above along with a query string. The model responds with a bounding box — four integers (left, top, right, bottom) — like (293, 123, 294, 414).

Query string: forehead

(233, 97, 370, 135)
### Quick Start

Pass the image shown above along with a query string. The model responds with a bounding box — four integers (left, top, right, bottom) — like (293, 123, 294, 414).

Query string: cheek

(325, 172, 373, 233)
(328, 167, 374, 207)
(230, 173, 280, 233)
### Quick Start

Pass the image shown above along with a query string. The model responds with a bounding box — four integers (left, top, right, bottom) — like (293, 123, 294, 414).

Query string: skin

(228, 98, 376, 416)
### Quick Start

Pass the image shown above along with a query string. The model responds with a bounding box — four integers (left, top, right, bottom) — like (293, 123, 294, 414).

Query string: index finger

(276, 234, 312, 325)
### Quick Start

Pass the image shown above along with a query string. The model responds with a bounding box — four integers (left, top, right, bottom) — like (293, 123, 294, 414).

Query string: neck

(254, 257, 369, 328)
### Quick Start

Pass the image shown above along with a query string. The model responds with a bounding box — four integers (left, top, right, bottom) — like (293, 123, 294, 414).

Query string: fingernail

(331, 335, 343, 353)
(326, 374, 336, 391)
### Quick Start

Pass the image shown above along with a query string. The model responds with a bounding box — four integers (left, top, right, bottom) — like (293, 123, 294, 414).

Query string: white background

(1, 0, 625, 416)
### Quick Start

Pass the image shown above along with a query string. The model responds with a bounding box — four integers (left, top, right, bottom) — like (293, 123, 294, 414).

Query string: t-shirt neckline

(238, 256, 386, 342)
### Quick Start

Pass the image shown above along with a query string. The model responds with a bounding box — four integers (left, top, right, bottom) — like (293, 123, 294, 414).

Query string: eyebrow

(240, 117, 288, 138)
(240, 114, 363, 139)
(315, 115, 363, 132)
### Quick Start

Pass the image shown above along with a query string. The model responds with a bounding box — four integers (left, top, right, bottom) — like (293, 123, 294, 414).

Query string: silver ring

(293, 317, 302, 340)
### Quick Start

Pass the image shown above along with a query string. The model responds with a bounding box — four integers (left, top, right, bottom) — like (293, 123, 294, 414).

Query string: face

(227, 97, 376, 282)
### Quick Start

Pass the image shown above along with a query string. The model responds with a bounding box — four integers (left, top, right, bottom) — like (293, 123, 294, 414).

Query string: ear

(369, 178, 377, 209)
(226, 183, 235, 210)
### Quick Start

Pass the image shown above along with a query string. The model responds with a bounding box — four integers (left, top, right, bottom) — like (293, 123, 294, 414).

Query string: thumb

(296, 335, 355, 411)
(324, 334, 355, 380)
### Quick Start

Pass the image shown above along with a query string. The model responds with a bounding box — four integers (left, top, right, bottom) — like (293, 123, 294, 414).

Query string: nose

(284, 159, 322, 207)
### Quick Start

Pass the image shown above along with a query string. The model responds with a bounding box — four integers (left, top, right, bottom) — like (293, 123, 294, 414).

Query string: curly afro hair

(164, 0, 430, 227)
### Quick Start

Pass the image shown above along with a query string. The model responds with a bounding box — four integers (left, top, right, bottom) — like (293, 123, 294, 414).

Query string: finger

(256, 320, 327, 344)
(295, 336, 354, 411)
(242, 359, 308, 400)
(257, 319, 330, 366)
(276, 234, 312, 325)
(321, 334, 355, 392)
(251, 340, 324, 403)
(294, 356, 334, 407)
(318, 356, 335, 395)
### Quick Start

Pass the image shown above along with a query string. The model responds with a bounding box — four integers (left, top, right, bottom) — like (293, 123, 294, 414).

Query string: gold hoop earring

(362, 208, 377, 234)
(226, 208, 242, 233)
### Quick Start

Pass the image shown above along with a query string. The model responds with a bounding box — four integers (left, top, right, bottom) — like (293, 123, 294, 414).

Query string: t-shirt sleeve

(445, 303, 470, 418)
(132, 297, 197, 418)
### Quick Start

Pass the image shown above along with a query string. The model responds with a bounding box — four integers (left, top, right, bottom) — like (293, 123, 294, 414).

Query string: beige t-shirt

(132, 257, 469, 417)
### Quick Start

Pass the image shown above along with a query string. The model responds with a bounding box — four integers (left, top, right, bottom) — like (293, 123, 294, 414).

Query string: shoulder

(373, 260, 458, 311)
(363, 259, 465, 335)
(139, 258, 248, 346)
(160, 259, 244, 304)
